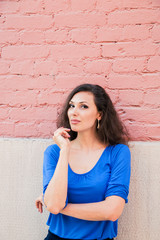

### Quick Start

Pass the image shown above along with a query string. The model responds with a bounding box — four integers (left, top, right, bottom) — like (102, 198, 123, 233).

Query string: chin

(71, 125, 93, 133)
(70, 126, 79, 132)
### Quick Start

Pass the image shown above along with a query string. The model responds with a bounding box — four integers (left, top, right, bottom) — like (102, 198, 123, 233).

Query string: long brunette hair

(57, 84, 130, 145)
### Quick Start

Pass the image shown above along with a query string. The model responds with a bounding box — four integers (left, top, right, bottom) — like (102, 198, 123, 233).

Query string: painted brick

(0, 0, 160, 140)
(9, 106, 57, 122)
(146, 124, 160, 140)
(0, 122, 15, 135)
(108, 74, 144, 89)
(70, 29, 96, 43)
(147, 56, 160, 72)
(85, 60, 111, 74)
(108, 9, 160, 25)
(96, 0, 123, 12)
(96, 27, 122, 42)
(0, 1, 19, 13)
(102, 41, 157, 57)
(97, 25, 150, 42)
(81, 75, 107, 87)
(0, 108, 9, 120)
(34, 61, 58, 75)
(151, 25, 160, 42)
(4, 15, 53, 30)
(58, 60, 84, 74)
(142, 74, 160, 88)
(0, 30, 19, 44)
(19, 0, 44, 14)
(144, 90, 160, 106)
(2, 46, 49, 60)
(0, 75, 56, 91)
(20, 31, 44, 44)
(10, 60, 34, 75)
(141, 124, 160, 141)
(37, 91, 63, 105)
(102, 43, 123, 57)
(50, 44, 100, 59)
(0, 90, 37, 107)
(0, 61, 10, 75)
(112, 58, 145, 73)
(119, 90, 144, 106)
(104, 89, 119, 105)
(55, 75, 83, 89)
(71, 0, 96, 11)
(36, 122, 57, 138)
(54, 13, 106, 28)
(44, 0, 69, 13)
(45, 30, 68, 43)
(126, 123, 155, 141)
(151, 0, 160, 7)
(122, 25, 150, 41)
(0, 76, 10, 90)
(123, 108, 160, 124)
(0, 15, 5, 26)
(122, 0, 153, 8)
(14, 123, 37, 138)
(55, 75, 107, 89)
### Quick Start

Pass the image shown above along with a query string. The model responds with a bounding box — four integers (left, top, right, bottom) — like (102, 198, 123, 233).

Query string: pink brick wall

(0, 0, 160, 140)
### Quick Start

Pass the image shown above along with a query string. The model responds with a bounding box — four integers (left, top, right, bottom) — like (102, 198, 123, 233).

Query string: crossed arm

(60, 196, 125, 222)
(36, 194, 125, 222)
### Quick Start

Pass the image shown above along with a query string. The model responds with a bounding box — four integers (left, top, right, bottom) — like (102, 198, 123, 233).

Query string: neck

(72, 129, 104, 150)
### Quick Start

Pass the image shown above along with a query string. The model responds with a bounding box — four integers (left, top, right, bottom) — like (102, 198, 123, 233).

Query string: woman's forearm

(60, 196, 125, 222)
(44, 146, 70, 214)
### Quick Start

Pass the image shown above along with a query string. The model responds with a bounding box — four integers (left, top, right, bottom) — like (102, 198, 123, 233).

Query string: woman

(36, 84, 131, 240)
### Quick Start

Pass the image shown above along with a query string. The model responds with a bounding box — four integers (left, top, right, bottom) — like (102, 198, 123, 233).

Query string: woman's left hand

(35, 193, 43, 213)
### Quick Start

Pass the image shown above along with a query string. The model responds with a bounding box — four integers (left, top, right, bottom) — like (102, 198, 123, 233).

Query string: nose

(72, 106, 78, 115)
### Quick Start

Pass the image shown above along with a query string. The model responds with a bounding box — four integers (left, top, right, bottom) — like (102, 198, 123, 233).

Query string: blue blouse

(43, 144, 131, 239)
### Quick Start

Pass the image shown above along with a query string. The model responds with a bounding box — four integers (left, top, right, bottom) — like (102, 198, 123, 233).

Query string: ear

(97, 111, 103, 121)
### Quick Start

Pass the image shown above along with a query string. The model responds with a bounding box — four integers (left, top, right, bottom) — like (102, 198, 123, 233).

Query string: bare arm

(44, 128, 71, 214)
(60, 196, 125, 222)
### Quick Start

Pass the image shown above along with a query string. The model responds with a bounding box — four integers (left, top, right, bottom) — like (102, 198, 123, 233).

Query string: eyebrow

(69, 101, 88, 104)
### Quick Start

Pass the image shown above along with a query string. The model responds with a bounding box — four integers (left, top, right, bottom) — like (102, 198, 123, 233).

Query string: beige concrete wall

(0, 138, 160, 240)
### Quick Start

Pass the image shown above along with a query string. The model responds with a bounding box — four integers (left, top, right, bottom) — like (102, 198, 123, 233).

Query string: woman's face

(67, 91, 101, 133)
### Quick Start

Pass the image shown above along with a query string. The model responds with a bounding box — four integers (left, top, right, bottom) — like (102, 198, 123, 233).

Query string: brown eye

(69, 104, 75, 108)
(81, 105, 88, 109)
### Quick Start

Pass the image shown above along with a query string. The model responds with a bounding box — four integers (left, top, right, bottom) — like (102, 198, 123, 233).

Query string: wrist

(61, 142, 70, 150)
(60, 144, 70, 154)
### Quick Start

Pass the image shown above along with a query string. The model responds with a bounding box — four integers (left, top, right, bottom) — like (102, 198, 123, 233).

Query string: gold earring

(97, 119, 100, 129)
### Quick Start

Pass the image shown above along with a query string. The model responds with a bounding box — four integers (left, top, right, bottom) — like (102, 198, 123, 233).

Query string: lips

(70, 119, 80, 124)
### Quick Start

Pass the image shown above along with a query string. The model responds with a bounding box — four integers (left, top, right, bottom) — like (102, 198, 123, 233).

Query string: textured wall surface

(0, 1, 160, 239)
(0, 138, 160, 240)
(0, 0, 160, 140)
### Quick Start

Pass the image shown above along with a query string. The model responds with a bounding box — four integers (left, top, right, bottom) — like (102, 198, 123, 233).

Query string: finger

(59, 127, 70, 131)
(62, 128, 71, 132)
(38, 203, 41, 212)
(37, 202, 39, 209)
(54, 128, 70, 135)
(35, 200, 39, 208)
(39, 203, 43, 213)
(54, 129, 70, 138)
(61, 131, 70, 138)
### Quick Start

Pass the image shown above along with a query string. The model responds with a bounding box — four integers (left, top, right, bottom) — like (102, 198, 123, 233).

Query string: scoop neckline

(68, 145, 110, 176)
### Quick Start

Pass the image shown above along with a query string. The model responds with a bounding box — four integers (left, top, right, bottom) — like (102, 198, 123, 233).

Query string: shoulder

(109, 144, 131, 166)
(44, 144, 60, 158)
(110, 143, 130, 155)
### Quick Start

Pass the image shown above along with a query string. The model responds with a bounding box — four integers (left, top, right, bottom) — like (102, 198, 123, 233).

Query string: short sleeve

(43, 144, 68, 207)
(105, 144, 131, 203)
(43, 144, 60, 195)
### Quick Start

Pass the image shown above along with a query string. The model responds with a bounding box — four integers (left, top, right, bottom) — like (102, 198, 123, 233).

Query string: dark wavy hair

(57, 84, 130, 145)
